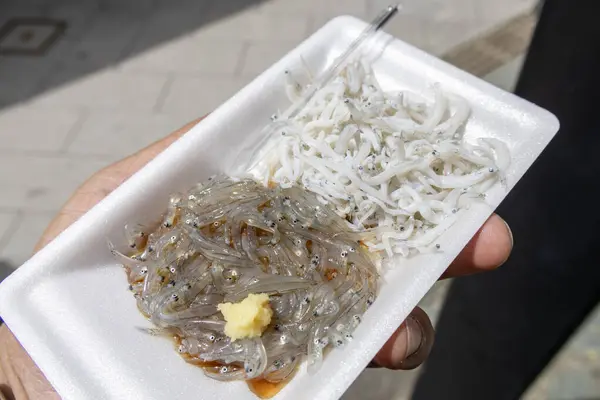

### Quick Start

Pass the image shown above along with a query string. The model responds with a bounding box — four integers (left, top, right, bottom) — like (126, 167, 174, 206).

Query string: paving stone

(0, 212, 57, 267)
(0, 106, 81, 151)
(67, 110, 185, 158)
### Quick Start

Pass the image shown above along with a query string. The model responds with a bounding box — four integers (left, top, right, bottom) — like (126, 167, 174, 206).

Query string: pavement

(2, 0, 597, 399)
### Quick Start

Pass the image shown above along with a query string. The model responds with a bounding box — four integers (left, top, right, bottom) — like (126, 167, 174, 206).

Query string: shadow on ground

(0, 0, 267, 109)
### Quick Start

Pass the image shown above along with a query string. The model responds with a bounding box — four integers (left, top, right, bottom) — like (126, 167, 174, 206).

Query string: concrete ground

(1, 0, 597, 398)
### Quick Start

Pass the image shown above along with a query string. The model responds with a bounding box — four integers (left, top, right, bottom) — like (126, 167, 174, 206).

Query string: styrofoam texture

(0, 16, 558, 400)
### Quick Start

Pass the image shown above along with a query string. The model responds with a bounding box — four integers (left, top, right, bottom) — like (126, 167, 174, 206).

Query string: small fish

(111, 176, 379, 383)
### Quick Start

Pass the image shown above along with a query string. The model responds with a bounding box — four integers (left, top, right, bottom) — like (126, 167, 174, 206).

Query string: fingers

(367, 216, 511, 370)
(369, 307, 435, 370)
(441, 213, 513, 279)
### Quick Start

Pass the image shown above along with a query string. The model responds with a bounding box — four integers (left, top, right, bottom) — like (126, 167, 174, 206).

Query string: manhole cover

(0, 17, 66, 56)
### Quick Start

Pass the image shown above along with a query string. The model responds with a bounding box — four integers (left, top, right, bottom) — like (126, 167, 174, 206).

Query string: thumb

(0, 325, 60, 400)
(369, 307, 435, 370)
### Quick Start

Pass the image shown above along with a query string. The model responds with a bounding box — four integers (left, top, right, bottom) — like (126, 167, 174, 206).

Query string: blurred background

(0, 0, 598, 399)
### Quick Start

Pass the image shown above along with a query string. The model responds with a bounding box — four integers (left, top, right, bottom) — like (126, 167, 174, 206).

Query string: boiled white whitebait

(249, 59, 511, 258)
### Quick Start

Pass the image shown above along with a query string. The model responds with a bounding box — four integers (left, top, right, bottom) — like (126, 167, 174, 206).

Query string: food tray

(0, 15, 559, 400)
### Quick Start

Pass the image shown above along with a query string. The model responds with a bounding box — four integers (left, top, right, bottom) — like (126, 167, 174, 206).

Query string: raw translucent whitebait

(113, 176, 378, 384)
(249, 60, 511, 259)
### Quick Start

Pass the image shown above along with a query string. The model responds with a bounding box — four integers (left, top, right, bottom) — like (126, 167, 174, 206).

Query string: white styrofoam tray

(0, 16, 558, 400)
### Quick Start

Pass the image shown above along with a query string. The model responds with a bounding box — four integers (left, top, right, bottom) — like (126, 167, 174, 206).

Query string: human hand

(0, 117, 512, 399)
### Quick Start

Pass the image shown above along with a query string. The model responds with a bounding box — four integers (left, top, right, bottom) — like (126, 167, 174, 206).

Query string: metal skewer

(234, 5, 401, 175)
(285, 4, 400, 119)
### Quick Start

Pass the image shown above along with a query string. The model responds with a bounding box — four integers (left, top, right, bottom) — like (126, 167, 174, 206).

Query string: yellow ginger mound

(217, 293, 273, 341)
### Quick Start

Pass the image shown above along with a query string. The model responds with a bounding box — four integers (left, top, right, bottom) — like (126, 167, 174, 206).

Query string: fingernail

(391, 315, 423, 367)
(498, 216, 513, 268)
(500, 217, 513, 248)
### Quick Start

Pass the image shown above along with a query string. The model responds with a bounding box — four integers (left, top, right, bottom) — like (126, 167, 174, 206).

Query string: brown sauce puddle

(174, 336, 292, 398)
